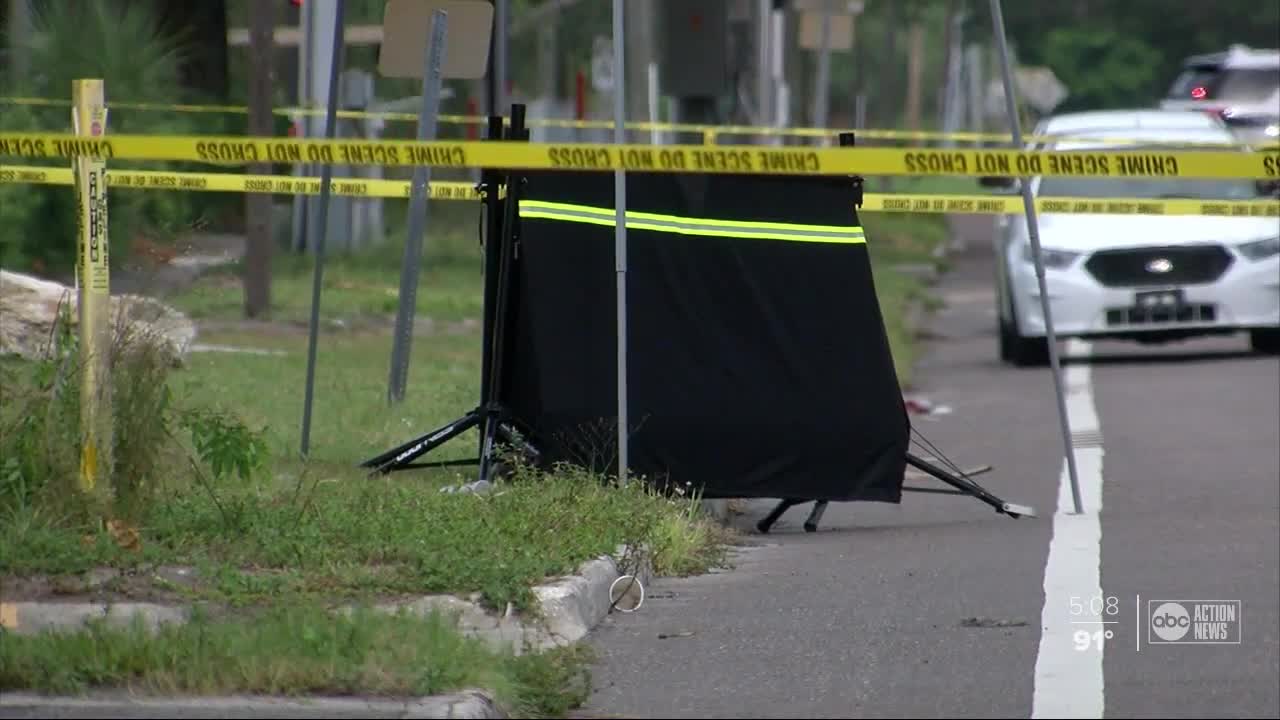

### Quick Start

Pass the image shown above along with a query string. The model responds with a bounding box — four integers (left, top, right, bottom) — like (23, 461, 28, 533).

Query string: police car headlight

(1022, 243, 1081, 269)
(1237, 235, 1280, 261)
(1264, 123, 1280, 138)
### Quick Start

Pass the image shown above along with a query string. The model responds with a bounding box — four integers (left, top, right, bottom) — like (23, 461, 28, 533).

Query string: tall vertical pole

(770, 7, 787, 146)
(290, 0, 314, 253)
(989, 0, 1082, 514)
(612, 0, 629, 485)
(72, 78, 111, 508)
(495, 0, 508, 113)
(966, 44, 986, 137)
(648, 62, 660, 146)
(387, 10, 449, 405)
(756, 0, 772, 133)
(299, 0, 347, 458)
(811, 0, 833, 144)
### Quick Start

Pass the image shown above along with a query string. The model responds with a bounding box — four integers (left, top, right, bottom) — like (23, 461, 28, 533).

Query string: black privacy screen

(498, 169, 909, 504)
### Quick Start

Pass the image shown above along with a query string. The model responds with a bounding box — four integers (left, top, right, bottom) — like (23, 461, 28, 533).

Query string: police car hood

(1031, 212, 1278, 253)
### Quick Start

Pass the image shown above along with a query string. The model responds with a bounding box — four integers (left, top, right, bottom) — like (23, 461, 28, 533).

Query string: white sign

(985, 66, 1069, 115)
(592, 36, 614, 93)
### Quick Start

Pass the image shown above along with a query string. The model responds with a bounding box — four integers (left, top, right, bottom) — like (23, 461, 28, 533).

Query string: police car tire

(1000, 298, 1050, 367)
(1249, 328, 1280, 355)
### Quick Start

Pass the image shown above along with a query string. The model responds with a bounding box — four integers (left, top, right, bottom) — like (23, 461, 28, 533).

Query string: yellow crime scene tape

(4, 165, 1276, 217)
(859, 193, 1280, 218)
(0, 164, 482, 200)
(3, 132, 1279, 179)
(5, 96, 1276, 149)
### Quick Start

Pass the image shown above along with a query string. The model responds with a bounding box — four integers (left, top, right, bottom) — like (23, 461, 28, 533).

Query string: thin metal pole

(388, 9, 449, 405)
(988, 0, 1082, 514)
(812, 0, 833, 144)
(648, 62, 660, 146)
(300, 0, 347, 458)
(756, 0, 771, 132)
(612, 0, 629, 485)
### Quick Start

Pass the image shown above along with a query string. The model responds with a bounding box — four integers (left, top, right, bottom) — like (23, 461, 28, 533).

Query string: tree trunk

(904, 21, 925, 132)
(881, 1, 900, 128)
(243, 0, 275, 319)
(937, 0, 957, 128)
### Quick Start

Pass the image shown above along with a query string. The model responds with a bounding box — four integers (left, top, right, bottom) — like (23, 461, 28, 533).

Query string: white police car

(989, 121, 1280, 366)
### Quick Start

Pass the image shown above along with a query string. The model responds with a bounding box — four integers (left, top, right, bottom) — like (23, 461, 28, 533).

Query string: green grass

(1, 459, 725, 612)
(862, 212, 950, 387)
(0, 314, 729, 613)
(169, 328, 484, 464)
(0, 603, 592, 718)
(164, 200, 487, 326)
(876, 175, 985, 196)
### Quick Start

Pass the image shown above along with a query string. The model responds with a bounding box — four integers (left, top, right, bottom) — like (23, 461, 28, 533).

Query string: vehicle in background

(981, 120, 1280, 366)
(1159, 45, 1280, 147)
(1027, 108, 1233, 150)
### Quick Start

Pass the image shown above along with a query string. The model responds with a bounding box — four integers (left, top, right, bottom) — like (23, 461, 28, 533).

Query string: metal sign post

(613, 0, 630, 485)
(988, 0, 1083, 514)
(376, 0, 493, 406)
(388, 9, 449, 405)
(300, 0, 348, 458)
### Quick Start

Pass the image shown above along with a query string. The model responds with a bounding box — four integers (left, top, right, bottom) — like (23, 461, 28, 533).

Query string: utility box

(656, 0, 730, 98)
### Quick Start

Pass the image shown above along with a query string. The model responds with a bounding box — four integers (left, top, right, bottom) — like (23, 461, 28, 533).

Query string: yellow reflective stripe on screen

(518, 200, 866, 244)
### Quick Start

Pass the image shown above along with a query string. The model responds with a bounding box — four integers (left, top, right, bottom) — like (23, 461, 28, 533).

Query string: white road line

(1032, 338, 1106, 719)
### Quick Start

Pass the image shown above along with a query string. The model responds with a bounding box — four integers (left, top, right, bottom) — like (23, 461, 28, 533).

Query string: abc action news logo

(1148, 600, 1242, 645)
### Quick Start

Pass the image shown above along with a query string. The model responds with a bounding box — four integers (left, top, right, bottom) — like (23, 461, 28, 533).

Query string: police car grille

(1084, 245, 1233, 287)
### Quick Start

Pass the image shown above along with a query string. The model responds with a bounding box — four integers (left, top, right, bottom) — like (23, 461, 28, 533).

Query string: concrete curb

(699, 498, 730, 523)
(0, 550, 650, 653)
(0, 690, 505, 719)
(0, 549, 652, 717)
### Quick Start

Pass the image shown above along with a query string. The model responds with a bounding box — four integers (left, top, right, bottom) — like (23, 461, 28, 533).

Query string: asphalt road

(576, 216, 1280, 719)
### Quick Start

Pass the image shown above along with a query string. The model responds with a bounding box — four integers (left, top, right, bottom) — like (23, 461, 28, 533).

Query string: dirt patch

(1, 566, 200, 605)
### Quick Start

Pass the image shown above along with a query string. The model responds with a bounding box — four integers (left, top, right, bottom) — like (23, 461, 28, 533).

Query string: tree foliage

(977, 0, 1280, 108)
(1040, 27, 1165, 112)
(0, 0, 235, 275)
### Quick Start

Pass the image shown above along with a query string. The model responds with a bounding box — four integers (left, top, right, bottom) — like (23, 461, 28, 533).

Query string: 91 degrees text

(1070, 595, 1121, 652)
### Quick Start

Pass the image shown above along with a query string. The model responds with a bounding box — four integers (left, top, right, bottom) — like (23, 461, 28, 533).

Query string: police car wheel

(1000, 298, 1050, 367)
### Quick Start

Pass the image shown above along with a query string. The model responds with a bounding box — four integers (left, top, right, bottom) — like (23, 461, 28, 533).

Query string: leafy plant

(179, 408, 269, 485)
(0, 300, 268, 526)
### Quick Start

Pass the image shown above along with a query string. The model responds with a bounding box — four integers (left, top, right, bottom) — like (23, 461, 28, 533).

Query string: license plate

(1134, 288, 1185, 311)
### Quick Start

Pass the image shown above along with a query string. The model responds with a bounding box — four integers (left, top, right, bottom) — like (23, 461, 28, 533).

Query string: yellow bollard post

(72, 78, 112, 506)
